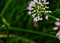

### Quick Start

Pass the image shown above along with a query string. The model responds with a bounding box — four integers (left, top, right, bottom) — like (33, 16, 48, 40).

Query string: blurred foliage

(0, 0, 60, 43)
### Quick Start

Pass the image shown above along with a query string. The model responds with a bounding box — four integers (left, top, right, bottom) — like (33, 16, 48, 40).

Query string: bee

(34, 21, 38, 28)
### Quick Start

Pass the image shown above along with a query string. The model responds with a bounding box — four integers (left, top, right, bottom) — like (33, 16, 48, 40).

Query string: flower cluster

(53, 18, 60, 40)
(27, 0, 52, 22)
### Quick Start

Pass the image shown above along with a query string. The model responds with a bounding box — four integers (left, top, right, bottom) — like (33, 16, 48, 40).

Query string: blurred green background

(0, 0, 60, 43)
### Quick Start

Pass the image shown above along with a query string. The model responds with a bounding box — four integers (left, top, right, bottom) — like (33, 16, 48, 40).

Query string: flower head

(27, 0, 51, 22)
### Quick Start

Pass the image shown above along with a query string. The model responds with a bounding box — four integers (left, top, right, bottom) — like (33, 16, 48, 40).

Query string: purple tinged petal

(55, 21, 60, 26)
(56, 30, 60, 38)
(28, 1, 35, 10)
(56, 30, 60, 40)
(28, 7, 33, 10)
(53, 27, 58, 30)
(29, 1, 35, 7)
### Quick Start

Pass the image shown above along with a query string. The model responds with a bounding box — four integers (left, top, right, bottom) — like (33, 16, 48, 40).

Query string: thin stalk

(0, 0, 12, 17)
(9, 27, 57, 39)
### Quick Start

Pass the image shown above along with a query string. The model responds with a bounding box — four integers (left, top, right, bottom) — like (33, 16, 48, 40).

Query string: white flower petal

(34, 17, 38, 22)
(38, 18, 43, 21)
(45, 11, 52, 13)
(45, 6, 49, 9)
(56, 18, 60, 21)
(43, 0, 46, 3)
(27, 11, 31, 15)
(43, 2, 49, 4)
(42, 0, 44, 1)
(45, 16, 49, 20)
(33, 0, 38, 2)
(39, 0, 41, 2)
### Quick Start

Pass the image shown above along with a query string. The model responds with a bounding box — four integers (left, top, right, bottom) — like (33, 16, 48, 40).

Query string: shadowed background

(0, 0, 60, 43)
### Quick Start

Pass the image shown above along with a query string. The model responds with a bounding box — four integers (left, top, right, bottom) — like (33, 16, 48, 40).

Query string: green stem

(9, 27, 57, 39)
(1, 17, 10, 27)
(47, 14, 57, 20)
